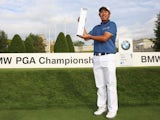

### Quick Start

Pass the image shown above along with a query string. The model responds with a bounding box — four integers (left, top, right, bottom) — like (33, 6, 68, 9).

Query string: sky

(0, 0, 160, 44)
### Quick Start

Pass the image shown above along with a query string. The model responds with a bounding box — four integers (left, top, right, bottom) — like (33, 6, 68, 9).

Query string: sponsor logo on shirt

(102, 26, 110, 31)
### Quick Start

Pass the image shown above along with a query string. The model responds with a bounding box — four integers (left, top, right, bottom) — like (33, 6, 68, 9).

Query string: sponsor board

(0, 53, 159, 68)
(119, 39, 133, 66)
(0, 53, 93, 68)
(132, 52, 160, 66)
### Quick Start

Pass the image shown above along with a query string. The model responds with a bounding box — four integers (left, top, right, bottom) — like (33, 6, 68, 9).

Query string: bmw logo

(121, 40, 130, 50)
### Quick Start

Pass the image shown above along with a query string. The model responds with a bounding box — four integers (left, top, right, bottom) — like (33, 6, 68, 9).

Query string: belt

(94, 53, 114, 56)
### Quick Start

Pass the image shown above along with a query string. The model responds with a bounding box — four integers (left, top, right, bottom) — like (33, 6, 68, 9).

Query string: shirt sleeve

(103, 22, 117, 35)
(89, 29, 94, 35)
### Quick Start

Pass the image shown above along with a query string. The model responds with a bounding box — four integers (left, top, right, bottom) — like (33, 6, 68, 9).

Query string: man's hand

(83, 32, 91, 41)
(77, 32, 91, 41)
(82, 28, 91, 41)
(77, 27, 91, 41)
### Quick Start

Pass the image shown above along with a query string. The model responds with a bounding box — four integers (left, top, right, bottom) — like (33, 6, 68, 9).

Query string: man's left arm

(83, 32, 112, 42)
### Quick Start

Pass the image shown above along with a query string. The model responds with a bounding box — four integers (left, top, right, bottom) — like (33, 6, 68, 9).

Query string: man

(78, 6, 118, 119)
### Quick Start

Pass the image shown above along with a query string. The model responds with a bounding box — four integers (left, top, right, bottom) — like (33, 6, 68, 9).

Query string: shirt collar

(100, 20, 110, 25)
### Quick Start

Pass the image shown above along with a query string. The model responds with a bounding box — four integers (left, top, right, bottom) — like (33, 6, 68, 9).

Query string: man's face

(99, 10, 110, 22)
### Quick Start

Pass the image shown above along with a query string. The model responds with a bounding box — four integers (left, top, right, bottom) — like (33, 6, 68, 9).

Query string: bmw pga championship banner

(119, 39, 133, 66)
(0, 53, 93, 68)
(0, 52, 159, 68)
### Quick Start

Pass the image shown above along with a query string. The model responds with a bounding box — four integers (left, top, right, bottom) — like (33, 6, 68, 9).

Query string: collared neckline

(101, 20, 110, 25)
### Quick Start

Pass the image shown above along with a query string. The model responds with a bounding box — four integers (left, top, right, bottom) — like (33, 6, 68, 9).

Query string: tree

(50, 44, 54, 53)
(28, 34, 46, 53)
(54, 32, 69, 52)
(24, 36, 34, 53)
(8, 34, 25, 53)
(66, 34, 75, 52)
(0, 30, 8, 52)
(73, 40, 84, 46)
(154, 12, 160, 51)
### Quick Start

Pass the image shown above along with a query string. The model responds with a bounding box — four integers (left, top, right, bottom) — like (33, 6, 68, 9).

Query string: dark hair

(99, 6, 110, 13)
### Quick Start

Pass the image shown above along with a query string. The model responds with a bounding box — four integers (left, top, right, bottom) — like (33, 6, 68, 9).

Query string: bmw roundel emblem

(121, 40, 130, 50)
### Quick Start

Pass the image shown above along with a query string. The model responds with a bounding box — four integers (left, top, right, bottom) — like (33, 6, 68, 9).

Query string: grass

(0, 106, 159, 120)
(117, 67, 160, 105)
(0, 68, 96, 109)
(0, 67, 160, 119)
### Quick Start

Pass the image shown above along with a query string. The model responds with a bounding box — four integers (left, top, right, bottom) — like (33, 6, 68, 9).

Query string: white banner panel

(0, 53, 160, 68)
(119, 53, 133, 66)
(119, 38, 133, 53)
(0, 53, 93, 68)
(119, 39, 133, 66)
(132, 52, 160, 66)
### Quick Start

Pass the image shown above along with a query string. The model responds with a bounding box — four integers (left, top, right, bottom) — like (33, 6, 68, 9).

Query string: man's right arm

(82, 28, 112, 42)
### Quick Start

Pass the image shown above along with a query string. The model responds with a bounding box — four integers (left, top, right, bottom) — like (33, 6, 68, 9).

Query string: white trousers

(93, 54, 118, 112)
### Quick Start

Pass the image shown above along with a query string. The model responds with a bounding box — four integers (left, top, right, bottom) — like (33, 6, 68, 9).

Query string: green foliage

(28, 34, 46, 53)
(24, 36, 34, 53)
(73, 40, 84, 46)
(66, 34, 75, 52)
(154, 12, 160, 51)
(0, 30, 8, 53)
(8, 34, 25, 53)
(54, 32, 69, 52)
